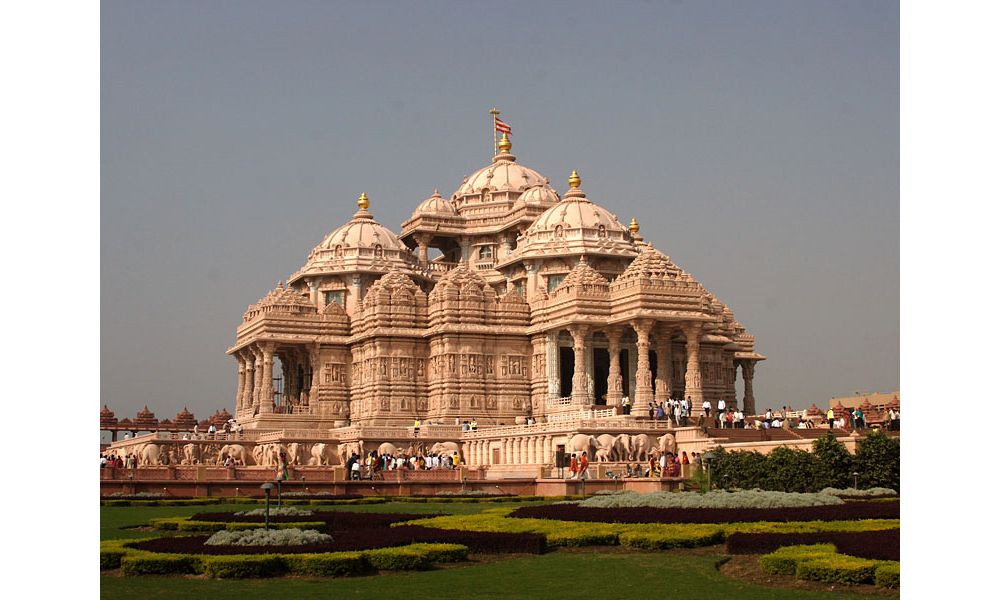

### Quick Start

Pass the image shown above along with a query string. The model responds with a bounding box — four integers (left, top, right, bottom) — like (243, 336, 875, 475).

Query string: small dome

(412, 190, 458, 217)
(517, 185, 560, 206)
(316, 209, 407, 253)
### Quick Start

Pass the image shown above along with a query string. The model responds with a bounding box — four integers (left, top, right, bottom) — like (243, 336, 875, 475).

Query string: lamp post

(852, 471, 860, 489)
(260, 482, 275, 529)
(703, 452, 716, 492)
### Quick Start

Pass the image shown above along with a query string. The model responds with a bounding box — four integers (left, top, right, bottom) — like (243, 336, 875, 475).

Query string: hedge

(619, 527, 725, 550)
(758, 544, 898, 586)
(283, 552, 369, 577)
(403, 508, 897, 549)
(875, 563, 900, 589)
(759, 544, 838, 576)
(796, 554, 882, 585)
(104, 540, 469, 578)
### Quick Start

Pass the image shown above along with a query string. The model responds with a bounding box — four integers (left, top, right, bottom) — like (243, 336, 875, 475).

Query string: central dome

(451, 136, 554, 202)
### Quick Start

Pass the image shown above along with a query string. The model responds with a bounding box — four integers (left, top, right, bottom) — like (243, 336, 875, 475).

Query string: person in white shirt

(717, 398, 726, 421)
(735, 409, 744, 429)
(702, 399, 711, 418)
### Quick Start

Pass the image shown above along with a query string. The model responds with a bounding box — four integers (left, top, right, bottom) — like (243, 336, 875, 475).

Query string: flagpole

(490, 107, 500, 156)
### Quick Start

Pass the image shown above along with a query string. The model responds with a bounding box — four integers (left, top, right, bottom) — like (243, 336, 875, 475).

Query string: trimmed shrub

(205, 527, 332, 546)
(619, 527, 724, 550)
(284, 552, 370, 577)
(364, 546, 431, 570)
(819, 487, 898, 498)
(200, 554, 287, 579)
(796, 554, 881, 585)
(120, 554, 200, 576)
(875, 563, 900, 589)
(759, 544, 837, 576)
(725, 528, 899, 560)
(401, 543, 468, 564)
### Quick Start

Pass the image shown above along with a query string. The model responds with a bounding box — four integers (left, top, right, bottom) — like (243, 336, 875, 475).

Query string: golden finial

(497, 133, 512, 153)
(629, 217, 640, 234)
(568, 170, 581, 189)
(357, 192, 369, 210)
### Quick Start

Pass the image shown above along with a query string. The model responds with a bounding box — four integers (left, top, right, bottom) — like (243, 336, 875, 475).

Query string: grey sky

(101, 0, 898, 423)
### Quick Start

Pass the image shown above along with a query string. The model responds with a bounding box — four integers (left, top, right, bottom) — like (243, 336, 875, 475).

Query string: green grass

(101, 550, 889, 599)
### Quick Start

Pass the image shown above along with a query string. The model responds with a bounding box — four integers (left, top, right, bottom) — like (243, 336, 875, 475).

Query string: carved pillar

(683, 324, 704, 405)
(741, 360, 757, 415)
(459, 237, 471, 264)
(504, 438, 513, 465)
(543, 436, 552, 464)
(522, 437, 530, 465)
(525, 261, 538, 301)
(260, 344, 275, 413)
(606, 327, 623, 401)
(415, 233, 431, 265)
(309, 344, 321, 407)
(251, 346, 264, 412)
(307, 279, 319, 308)
(633, 319, 654, 405)
(235, 356, 247, 411)
(655, 327, 673, 404)
(569, 324, 591, 405)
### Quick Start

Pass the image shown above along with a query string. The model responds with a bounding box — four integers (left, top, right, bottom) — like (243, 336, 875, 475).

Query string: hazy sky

(101, 0, 898, 423)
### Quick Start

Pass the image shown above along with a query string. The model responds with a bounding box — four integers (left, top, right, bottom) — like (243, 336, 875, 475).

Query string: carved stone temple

(104, 127, 793, 493)
(229, 133, 765, 430)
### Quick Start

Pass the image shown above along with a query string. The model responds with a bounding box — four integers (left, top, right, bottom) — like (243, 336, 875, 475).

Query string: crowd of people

(343, 449, 464, 480)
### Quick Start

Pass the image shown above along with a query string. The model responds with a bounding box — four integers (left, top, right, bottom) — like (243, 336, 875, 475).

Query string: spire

(629, 217, 639, 234)
(497, 133, 512, 153)
(357, 192, 370, 210)
(564, 170, 586, 199)
(568, 170, 581, 189)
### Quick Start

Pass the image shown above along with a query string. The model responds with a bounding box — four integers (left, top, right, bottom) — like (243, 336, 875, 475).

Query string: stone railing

(256, 430, 339, 442)
(428, 261, 460, 273)
(548, 396, 572, 407)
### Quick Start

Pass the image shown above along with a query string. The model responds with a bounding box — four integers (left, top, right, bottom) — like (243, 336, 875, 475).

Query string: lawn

(101, 550, 889, 600)
(101, 501, 895, 599)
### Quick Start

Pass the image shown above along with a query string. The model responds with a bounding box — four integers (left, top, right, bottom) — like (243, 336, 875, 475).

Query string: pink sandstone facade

(105, 129, 834, 496)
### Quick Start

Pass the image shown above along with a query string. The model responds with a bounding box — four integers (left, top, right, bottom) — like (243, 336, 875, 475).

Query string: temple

(228, 133, 765, 431)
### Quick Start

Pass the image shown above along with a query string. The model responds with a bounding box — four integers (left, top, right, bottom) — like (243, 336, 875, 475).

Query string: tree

(853, 430, 900, 491)
(713, 448, 769, 490)
(811, 433, 854, 489)
(763, 446, 819, 492)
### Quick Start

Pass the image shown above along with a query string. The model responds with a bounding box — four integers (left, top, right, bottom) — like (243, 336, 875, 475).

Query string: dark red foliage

(509, 501, 899, 524)
(137, 510, 546, 555)
(725, 529, 899, 561)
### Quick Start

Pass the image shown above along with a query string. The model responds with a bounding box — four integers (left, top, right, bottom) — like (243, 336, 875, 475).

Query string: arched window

(479, 245, 493, 260)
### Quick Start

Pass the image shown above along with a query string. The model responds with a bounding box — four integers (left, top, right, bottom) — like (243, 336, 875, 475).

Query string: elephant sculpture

(657, 433, 677, 456)
(631, 434, 653, 462)
(595, 434, 622, 461)
(309, 443, 336, 466)
(137, 443, 164, 466)
(566, 434, 595, 458)
(180, 443, 200, 465)
(217, 444, 252, 466)
(428, 441, 461, 456)
(337, 441, 362, 466)
(616, 434, 635, 461)
(285, 443, 302, 466)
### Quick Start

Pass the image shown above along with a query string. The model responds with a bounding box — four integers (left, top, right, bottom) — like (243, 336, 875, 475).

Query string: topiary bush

(283, 552, 370, 577)
(759, 544, 837, 576)
(120, 553, 200, 576)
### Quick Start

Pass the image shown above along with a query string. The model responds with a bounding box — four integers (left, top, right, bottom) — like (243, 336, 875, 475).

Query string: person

(681, 397, 690, 426)
(827, 407, 835, 429)
(452, 451, 461, 468)
(277, 451, 289, 481)
(621, 395, 631, 416)
(461, 421, 469, 432)
(717, 398, 726, 423)
(351, 459, 361, 480)
(647, 402, 655, 420)
(208, 423, 217, 436)
(735, 408, 745, 429)
(578, 452, 590, 480)
(656, 403, 665, 420)
(681, 451, 690, 465)
(223, 455, 234, 468)
(569, 453, 579, 479)
(673, 401, 683, 426)
(193, 424, 199, 439)
(658, 452, 668, 478)
(413, 418, 421, 437)
(702, 398, 712, 419)
(646, 454, 657, 477)
(470, 418, 478, 431)
(100, 454, 107, 468)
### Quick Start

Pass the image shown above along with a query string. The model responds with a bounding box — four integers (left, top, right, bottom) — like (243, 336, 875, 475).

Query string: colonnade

(466, 435, 558, 466)
(558, 320, 709, 407)
(553, 321, 759, 415)
(234, 342, 321, 416)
